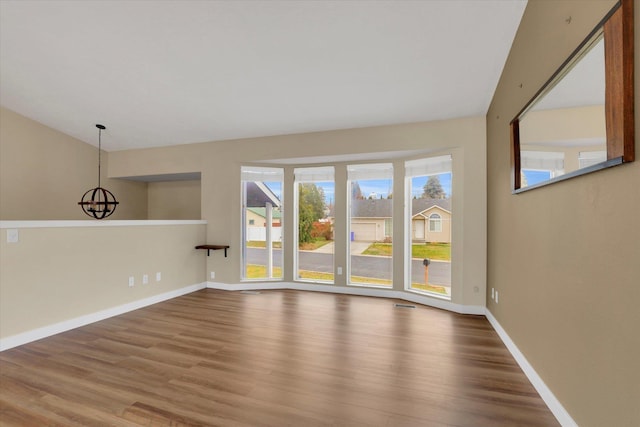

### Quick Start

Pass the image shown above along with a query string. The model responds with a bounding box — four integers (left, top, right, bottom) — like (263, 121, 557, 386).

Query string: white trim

(0, 282, 207, 352)
(485, 309, 577, 427)
(405, 155, 453, 177)
(206, 281, 484, 315)
(0, 220, 207, 229)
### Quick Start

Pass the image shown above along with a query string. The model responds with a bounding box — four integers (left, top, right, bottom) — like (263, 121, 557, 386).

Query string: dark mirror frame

(511, 0, 634, 193)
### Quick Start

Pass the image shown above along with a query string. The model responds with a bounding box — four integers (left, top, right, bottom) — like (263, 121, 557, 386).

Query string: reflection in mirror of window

(579, 150, 607, 168)
(518, 36, 605, 188)
(241, 166, 284, 280)
(294, 167, 335, 283)
(405, 155, 452, 299)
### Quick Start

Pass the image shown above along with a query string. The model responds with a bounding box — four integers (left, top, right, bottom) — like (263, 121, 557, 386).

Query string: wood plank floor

(0, 289, 559, 426)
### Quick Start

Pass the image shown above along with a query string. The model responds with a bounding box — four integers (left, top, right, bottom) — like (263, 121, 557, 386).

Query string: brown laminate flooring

(0, 289, 559, 426)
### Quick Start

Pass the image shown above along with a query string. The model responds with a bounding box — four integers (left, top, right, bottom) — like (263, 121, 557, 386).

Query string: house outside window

(347, 163, 393, 287)
(405, 155, 452, 298)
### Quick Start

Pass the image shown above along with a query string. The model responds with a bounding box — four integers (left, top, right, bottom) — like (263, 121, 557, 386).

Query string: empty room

(0, 1, 638, 426)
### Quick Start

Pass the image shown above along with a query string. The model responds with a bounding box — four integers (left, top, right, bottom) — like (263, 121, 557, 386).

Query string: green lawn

(246, 241, 282, 249)
(245, 264, 447, 295)
(362, 242, 451, 261)
(246, 239, 332, 251)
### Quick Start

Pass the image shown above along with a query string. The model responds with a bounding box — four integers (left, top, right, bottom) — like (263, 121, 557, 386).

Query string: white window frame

(347, 163, 393, 288)
(404, 155, 452, 299)
(241, 166, 284, 281)
(294, 166, 335, 284)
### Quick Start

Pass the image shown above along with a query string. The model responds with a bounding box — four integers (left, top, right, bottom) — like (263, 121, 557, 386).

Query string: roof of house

(247, 207, 282, 219)
(245, 181, 281, 208)
(348, 198, 450, 219)
(411, 198, 451, 216)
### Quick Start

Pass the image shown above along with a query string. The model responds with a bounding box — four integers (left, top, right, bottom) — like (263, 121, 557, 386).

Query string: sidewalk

(312, 241, 370, 255)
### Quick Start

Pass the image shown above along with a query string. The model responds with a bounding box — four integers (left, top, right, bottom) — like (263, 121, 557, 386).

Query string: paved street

(246, 247, 451, 285)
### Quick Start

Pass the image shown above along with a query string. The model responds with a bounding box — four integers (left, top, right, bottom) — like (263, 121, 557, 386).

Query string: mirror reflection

(518, 34, 606, 188)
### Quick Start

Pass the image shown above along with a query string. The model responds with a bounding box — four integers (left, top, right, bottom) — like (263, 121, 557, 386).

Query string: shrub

(311, 221, 333, 240)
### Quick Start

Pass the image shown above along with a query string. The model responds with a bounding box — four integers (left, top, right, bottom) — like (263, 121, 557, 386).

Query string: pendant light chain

(78, 124, 119, 219)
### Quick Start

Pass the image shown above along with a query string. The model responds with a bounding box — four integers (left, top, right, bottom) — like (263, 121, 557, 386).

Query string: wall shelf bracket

(195, 245, 229, 257)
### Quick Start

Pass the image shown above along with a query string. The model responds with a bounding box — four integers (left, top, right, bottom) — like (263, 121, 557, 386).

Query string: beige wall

(0, 222, 206, 340)
(487, 1, 639, 426)
(520, 105, 606, 145)
(109, 117, 487, 307)
(147, 180, 201, 220)
(0, 107, 148, 220)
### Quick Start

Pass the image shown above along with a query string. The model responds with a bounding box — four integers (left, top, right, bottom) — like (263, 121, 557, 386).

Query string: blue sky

(306, 173, 452, 205)
(264, 172, 452, 205)
(523, 170, 551, 186)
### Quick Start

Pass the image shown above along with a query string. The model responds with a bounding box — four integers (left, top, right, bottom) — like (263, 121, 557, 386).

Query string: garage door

(351, 223, 377, 241)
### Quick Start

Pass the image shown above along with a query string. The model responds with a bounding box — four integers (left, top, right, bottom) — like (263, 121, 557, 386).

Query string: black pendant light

(78, 124, 119, 219)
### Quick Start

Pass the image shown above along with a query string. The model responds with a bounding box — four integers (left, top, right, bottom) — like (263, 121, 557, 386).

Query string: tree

(351, 181, 364, 200)
(298, 183, 326, 243)
(422, 175, 446, 199)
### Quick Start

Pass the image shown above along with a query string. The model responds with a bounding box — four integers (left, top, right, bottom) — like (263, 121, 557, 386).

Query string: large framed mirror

(511, 0, 634, 192)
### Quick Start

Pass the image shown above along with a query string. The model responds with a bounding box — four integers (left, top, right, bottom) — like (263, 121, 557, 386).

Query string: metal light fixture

(78, 124, 119, 219)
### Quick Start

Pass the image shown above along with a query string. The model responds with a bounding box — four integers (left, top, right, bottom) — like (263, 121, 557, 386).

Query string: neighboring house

(246, 207, 282, 228)
(411, 198, 451, 243)
(348, 198, 451, 243)
(350, 199, 393, 242)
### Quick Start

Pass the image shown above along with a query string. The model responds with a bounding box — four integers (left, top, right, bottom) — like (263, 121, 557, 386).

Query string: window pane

(348, 164, 393, 287)
(295, 167, 334, 283)
(241, 166, 283, 280)
(406, 156, 451, 298)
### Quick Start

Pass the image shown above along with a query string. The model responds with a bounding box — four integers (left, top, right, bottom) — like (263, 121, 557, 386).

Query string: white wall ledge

(0, 220, 207, 229)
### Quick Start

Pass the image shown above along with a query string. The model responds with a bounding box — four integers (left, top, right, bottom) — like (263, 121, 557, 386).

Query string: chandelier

(78, 124, 119, 219)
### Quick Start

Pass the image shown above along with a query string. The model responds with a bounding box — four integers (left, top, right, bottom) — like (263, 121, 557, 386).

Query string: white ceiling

(0, 0, 527, 151)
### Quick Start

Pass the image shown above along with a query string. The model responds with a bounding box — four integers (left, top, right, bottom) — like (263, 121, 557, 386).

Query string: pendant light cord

(98, 127, 102, 189)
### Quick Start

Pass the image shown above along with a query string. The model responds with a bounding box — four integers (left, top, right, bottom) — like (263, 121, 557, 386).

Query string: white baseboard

(206, 281, 485, 315)
(0, 282, 207, 352)
(484, 309, 577, 427)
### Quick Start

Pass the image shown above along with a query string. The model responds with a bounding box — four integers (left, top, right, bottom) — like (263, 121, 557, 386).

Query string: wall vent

(394, 303, 416, 309)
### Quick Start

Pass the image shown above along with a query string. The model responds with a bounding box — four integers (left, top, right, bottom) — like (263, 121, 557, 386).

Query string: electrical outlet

(210, 271, 215, 279)
(6, 229, 18, 243)
(495, 291, 499, 304)
(337, 267, 343, 275)
(143, 274, 149, 285)
(156, 272, 161, 281)
(128, 276, 135, 287)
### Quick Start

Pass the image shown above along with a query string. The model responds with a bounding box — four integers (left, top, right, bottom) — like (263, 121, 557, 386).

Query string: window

(405, 155, 452, 298)
(519, 151, 564, 187)
(241, 166, 283, 280)
(578, 150, 607, 168)
(294, 167, 335, 283)
(347, 163, 393, 287)
(428, 214, 442, 232)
